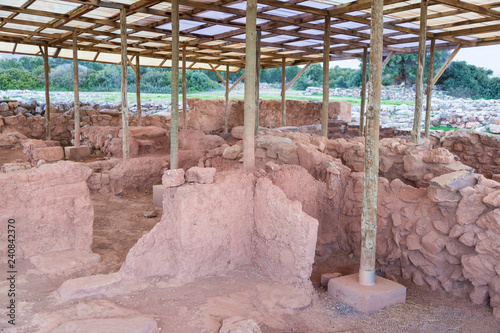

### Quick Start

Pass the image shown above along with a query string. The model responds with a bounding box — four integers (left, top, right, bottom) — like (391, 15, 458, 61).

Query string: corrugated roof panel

(28, 0, 80, 15)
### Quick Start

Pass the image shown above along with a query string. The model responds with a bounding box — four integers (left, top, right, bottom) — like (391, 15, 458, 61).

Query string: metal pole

(281, 57, 286, 127)
(73, 30, 80, 147)
(425, 38, 436, 138)
(359, 47, 368, 136)
(255, 29, 261, 135)
(182, 44, 187, 130)
(412, 0, 428, 144)
(170, 0, 179, 169)
(322, 14, 331, 137)
(136, 55, 142, 127)
(359, 0, 383, 286)
(224, 64, 230, 133)
(243, 0, 256, 170)
(43, 45, 51, 141)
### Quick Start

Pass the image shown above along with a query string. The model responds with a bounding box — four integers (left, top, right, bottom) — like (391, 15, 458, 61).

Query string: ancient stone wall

(120, 171, 318, 291)
(0, 161, 94, 259)
(432, 130, 500, 179)
(186, 98, 351, 133)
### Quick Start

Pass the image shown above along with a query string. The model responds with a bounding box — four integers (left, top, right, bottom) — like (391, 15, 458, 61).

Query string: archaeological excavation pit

(2, 0, 500, 332)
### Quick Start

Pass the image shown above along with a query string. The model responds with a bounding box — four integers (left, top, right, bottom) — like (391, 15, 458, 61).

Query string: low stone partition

(120, 170, 318, 292)
(0, 162, 95, 261)
(81, 126, 170, 158)
(86, 156, 169, 193)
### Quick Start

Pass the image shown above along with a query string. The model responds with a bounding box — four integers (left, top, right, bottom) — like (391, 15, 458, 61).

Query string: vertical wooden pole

(425, 38, 436, 138)
(120, 7, 129, 160)
(322, 14, 331, 137)
(224, 64, 230, 133)
(73, 30, 80, 147)
(281, 57, 286, 127)
(43, 45, 51, 141)
(412, 0, 428, 145)
(136, 55, 142, 127)
(182, 44, 187, 130)
(170, 0, 179, 169)
(359, 0, 383, 286)
(359, 47, 368, 136)
(255, 29, 261, 135)
(243, 0, 256, 170)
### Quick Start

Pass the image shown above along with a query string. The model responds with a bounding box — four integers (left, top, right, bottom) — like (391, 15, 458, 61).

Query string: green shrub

(0, 68, 40, 90)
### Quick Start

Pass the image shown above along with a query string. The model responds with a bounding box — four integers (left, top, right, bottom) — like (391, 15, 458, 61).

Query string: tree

(382, 50, 450, 86)
(437, 61, 500, 99)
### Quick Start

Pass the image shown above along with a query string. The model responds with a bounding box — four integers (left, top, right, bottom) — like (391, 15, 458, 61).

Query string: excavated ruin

(1, 99, 500, 332)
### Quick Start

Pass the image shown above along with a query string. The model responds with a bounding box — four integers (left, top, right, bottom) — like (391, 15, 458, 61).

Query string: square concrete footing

(328, 273, 406, 313)
(153, 185, 166, 208)
(65, 146, 91, 161)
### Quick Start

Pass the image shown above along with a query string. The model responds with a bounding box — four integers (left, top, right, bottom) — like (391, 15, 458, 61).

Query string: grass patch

(430, 125, 456, 132)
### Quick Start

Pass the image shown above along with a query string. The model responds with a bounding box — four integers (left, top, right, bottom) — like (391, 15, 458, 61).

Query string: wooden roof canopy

(0, 0, 499, 72)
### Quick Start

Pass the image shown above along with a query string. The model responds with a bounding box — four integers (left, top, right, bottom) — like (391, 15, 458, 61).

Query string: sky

(333, 44, 500, 77)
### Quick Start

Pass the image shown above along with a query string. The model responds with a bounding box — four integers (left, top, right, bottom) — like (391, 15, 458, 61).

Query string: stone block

(57, 272, 123, 300)
(153, 185, 166, 207)
(162, 168, 185, 187)
(65, 146, 91, 161)
(328, 273, 406, 313)
(185, 166, 216, 184)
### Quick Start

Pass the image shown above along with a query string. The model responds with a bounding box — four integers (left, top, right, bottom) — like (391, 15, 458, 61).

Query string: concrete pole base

(328, 273, 406, 313)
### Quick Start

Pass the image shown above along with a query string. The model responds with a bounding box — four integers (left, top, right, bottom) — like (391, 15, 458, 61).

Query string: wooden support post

(412, 0, 428, 145)
(209, 63, 226, 86)
(120, 7, 129, 160)
(255, 29, 261, 135)
(224, 64, 230, 133)
(322, 14, 331, 137)
(425, 38, 436, 138)
(360, 51, 392, 136)
(170, 0, 179, 169)
(382, 51, 394, 68)
(136, 55, 142, 126)
(43, 45, 51, 141)
(285, 62, 312, 91)
(281, 57, 286, 127)
(359, 0, 383, 286)
(73, 30, 80, 147)
(228, 72, 245, 94)
(359, 47, 368, 136)
(182, 44, 187, 130)
(243, 0, 257, 170)
(426, 44, 462, 94)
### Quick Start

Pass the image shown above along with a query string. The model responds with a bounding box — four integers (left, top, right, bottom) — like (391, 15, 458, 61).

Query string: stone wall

(186, 98, 351, 133)
(0, 99, 351, 143)
(85, 156, 169, 193)
(0, 161, 94, 259)
(120, 171, 318, 291)
(432, 130, 500, 179)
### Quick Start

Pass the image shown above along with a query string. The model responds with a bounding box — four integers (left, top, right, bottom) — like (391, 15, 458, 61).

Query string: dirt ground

(2, 190, 499, 332)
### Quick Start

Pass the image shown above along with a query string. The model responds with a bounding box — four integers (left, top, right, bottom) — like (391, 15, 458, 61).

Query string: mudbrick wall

(120, 171, 318, 292)
(0, 161, 94, 259)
